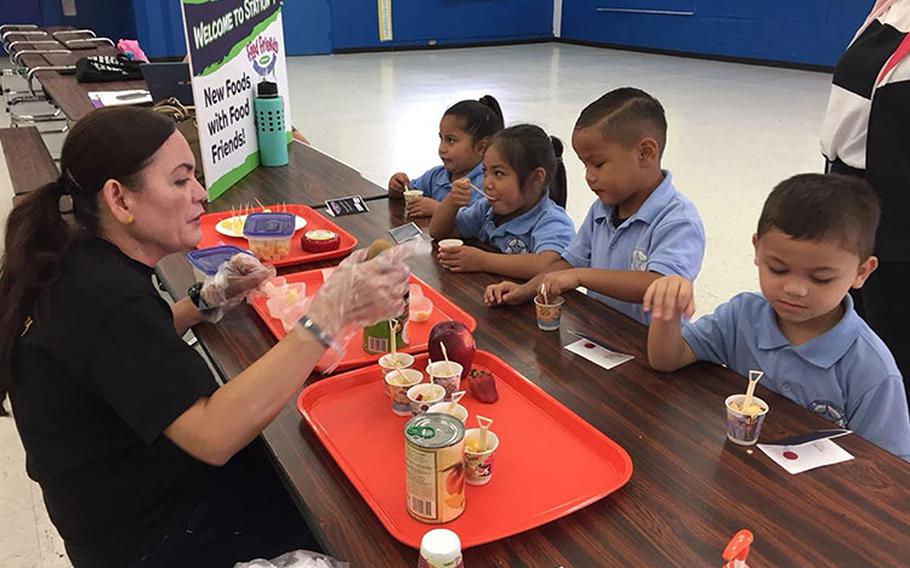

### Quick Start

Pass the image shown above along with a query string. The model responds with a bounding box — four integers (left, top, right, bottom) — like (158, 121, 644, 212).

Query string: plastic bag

(234, 549, 349, 568)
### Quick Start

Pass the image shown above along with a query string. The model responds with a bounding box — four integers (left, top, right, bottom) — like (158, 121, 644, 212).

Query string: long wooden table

(156, 190, 910, 566)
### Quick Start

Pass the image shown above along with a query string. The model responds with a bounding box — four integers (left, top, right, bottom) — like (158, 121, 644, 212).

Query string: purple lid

(243, 212, 294, 238)
(186, 245, 250, 277)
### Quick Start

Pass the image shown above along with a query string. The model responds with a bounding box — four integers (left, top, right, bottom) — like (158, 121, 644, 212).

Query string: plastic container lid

(243, 212, 295, 238)
(186, 245, 250, 277)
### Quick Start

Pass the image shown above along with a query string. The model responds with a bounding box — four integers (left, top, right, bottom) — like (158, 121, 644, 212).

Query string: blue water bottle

(254, 80, 289, 167)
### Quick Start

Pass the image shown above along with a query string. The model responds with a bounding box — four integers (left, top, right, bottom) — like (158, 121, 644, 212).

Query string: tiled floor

(0, 43, 834, 566)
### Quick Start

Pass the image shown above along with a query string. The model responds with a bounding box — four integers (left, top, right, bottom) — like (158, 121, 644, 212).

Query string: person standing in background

(820, 0, 910, 404)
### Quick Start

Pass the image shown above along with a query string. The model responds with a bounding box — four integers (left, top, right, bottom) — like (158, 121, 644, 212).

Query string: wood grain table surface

(156, 194, 910, 568)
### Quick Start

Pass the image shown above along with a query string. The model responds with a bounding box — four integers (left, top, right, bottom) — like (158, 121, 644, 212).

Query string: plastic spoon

(477, 415, 494, 452)
(741, 370, 764, 413)
(446, 391, 466, 414)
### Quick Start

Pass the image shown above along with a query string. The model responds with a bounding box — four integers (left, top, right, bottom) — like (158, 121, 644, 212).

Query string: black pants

(850, 262, 910, 405)
(132, 441, 321, 567)
(827, 159, 909, 406)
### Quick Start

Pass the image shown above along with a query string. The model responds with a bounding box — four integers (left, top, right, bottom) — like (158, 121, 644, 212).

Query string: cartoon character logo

(246, 35, 279, 79)
(505, 237, 529, 255)
(809, 400, 846, 427)
(631, 248, 648, 271)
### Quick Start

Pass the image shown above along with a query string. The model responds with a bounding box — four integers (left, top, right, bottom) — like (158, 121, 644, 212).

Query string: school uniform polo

(682, 292, 910, 461)
(561, 171, 705, 324)
(454, 194, 576, 254)
(412, 161, 484, 203)
(10, 237, 218, 565)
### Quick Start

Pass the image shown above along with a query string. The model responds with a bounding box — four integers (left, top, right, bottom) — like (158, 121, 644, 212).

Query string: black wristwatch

(187, 281, 214, 312)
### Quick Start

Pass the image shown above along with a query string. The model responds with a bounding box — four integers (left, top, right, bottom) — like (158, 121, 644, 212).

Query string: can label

(405, 415, 465, 523)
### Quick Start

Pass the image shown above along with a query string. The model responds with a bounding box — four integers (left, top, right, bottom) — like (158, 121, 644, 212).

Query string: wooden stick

(394, 366, 411, 385)
(468, 181, 489, 198)
(254, 197, 266, 210)
(440, 343, 454, 376)
(742, 370, 764, 412)
(476, 415, 494, 452)
(389, 320, 397, 355)
(541, 282, 548, 305)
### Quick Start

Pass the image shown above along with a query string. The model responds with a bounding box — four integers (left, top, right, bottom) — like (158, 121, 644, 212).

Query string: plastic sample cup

(724, 394, 769, 446)
(426, 361, 463, 401)
(384, 368, 424, 416)
(534, 294, 565, 331)
(404, 189, 424, 203)
(407, 383, 446, 416)
(463, 428, 500, 486)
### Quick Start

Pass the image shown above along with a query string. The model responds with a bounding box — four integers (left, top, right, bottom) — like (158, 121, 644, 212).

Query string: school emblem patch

(505, 236, 529, 255)
(631, 248, 648, 271)
(809, 400, 846, 427)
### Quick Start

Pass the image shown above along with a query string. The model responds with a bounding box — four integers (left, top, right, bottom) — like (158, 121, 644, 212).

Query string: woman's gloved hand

(304, 247, 411, 348)
(200, 253, 277, 321)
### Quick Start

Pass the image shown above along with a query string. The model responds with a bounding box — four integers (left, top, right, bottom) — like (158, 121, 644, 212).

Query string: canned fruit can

(405, 414, 466, 523)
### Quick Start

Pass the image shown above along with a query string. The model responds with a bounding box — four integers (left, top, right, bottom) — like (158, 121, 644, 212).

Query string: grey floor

(0, 43, 834, 567)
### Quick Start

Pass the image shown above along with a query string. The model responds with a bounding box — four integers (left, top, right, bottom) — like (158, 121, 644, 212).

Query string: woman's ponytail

(0, 179, 72, 415)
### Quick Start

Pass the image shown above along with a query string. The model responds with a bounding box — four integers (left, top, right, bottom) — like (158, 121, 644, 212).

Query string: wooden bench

(0, 126, 58, 205)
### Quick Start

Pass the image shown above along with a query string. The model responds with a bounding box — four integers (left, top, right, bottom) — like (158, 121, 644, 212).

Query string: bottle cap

(257, 80, 278, 98)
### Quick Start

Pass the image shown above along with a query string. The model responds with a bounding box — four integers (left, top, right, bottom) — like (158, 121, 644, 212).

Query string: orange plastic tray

(296, 350, 633, 549)
(196, 204, 357, 268)
(251, 270, 477, 373)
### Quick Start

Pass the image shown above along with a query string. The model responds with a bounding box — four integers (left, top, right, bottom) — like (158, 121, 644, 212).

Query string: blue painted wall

(37, 0, 137, 44)
(332, 0, 554, 50)
(560, 0, 872, 67)
(282, 0, 333, 55)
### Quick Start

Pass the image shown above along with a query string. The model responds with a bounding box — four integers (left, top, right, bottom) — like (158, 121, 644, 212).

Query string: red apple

(428, 321, 475, 379)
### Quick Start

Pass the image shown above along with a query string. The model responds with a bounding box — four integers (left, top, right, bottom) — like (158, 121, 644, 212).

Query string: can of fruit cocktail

(404, 413, 465, 523)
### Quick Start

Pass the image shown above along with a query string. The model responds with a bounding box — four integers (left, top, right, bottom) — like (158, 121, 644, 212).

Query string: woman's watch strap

(297, 315, 334, 349)
(187, 281, 216, 313)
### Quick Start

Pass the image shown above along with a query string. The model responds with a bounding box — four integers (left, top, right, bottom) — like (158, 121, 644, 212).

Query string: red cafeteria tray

(196, 204, 357, 268)
(296, 350, 633, 549)
(251, 270, 477, 373)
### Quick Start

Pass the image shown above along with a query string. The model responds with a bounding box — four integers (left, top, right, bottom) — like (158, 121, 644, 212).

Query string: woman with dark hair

(820, 0, 910, 403)
(0, 107, 409, 566)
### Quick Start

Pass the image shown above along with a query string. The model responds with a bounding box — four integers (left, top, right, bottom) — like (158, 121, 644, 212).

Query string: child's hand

(539, 269, 581, 299)
(388, 172, 410, 196)
(642, 275, 695, 321)
(406, 197, 439, 218)
(445, 178, 473, 209)
(438, 245, 487, 273)
(484, 280, 534, 306)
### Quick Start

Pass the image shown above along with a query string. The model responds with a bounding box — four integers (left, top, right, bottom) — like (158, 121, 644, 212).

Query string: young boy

(484, 88, 705, 325)
(645, 174, 910, 461)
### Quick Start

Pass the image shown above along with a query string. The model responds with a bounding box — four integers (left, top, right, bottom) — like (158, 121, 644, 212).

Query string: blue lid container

(186, 245, 251, 277)
(243, 212, 295, 238)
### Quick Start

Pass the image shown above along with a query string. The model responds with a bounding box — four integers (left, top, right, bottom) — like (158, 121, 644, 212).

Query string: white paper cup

(426, 361, 463, 401)
(428, 402, 469, 424)
(379, 352, 415, 378)
(407, 383, 446, 416)
(384, 369, 423, 416)
(724, 394, 769, 445)
(437, 239, 464, 252)
(464, 428, 500, 486)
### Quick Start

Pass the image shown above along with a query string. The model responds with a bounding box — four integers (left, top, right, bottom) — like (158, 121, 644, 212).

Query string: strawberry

(468, 369, 498, 403)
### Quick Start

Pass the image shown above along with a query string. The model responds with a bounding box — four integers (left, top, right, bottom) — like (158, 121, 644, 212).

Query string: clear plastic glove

(200, 253, 277, 322)
(303, 240, 425, 370)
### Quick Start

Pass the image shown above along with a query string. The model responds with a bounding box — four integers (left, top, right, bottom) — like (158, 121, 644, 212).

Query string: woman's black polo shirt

(10, 238, 218, 566)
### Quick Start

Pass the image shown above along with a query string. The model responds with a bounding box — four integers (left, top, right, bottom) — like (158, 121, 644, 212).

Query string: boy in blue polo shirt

(430, 124, 575, 280)
(645, 174, 910, 460)
(485, 88, 705, 325)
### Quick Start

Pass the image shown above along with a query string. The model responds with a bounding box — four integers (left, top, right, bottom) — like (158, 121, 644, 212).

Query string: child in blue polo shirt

(388, 95, 504, 218)
(485, 88, 705, 324)
(645, 174, 910, 460)
(429, 124, 575, 280)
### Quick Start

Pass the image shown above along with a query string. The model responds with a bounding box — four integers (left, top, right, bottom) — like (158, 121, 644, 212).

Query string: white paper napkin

(757, 438, 854, 474)
(564, 339, 634, 370)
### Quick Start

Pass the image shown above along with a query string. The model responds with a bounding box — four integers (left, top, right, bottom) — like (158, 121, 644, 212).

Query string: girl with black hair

(429, 124, 575, 280)
(388, 95, 504, 218)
